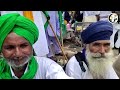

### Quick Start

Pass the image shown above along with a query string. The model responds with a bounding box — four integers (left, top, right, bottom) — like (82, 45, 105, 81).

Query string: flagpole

(48, 20, 68, 63)
(60, 26, 64, 47)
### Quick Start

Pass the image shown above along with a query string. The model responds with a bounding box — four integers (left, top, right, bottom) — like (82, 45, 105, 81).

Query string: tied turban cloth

(81, 21, 113, 44)
(0, 13, 39, 52)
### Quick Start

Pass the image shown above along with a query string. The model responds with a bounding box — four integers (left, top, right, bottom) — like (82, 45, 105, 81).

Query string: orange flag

(23, 11, 34, 21)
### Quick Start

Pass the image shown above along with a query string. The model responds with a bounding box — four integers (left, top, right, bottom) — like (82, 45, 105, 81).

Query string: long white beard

(86, 48, 115, 79)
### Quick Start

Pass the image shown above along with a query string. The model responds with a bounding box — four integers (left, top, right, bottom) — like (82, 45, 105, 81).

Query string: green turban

(0, 13, 39, 52)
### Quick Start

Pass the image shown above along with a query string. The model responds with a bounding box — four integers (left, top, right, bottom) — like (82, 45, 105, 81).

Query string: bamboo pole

(48, 20, 68, 63)
(60, 26, 64, 47)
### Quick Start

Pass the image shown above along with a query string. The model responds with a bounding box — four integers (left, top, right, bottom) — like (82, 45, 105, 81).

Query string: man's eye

(104, 43, 110, 47)
(4, 46, 14, 50)
(20, 44, 28, 48)
(93, 43, 100, 46)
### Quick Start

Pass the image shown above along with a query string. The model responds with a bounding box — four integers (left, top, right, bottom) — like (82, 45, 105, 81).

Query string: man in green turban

(0, 13, 73, 79)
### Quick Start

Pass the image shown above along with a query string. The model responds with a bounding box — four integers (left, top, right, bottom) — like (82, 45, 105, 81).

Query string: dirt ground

(54, 38, 83, 66)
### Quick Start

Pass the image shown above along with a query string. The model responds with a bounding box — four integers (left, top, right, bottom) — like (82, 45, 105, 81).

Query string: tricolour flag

(23, 11, 49, 57)
(23, 11, 34, 22)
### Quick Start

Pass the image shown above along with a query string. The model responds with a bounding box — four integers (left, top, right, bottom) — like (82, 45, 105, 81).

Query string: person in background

(45, 11, 63, 61)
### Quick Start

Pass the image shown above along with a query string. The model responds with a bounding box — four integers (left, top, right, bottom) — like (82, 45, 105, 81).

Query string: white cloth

(10, 56, 73, 79)
(82, 11, 100, 22)
(1, 11, 49, 57)
(113, 23, 120, 48)
(110, 23, 120, 48)
(32, 11, 49, 57)
(46, 11, 60, 37)
(82, 11, 100, 16)
(65, 56, 119, 79)
(0, 11, 23, 15)
(98, 11, 112, 21)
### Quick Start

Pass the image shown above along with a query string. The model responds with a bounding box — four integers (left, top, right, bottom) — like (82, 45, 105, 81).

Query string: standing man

(65, 21, 119, 79)
(45, 11, 62, 60)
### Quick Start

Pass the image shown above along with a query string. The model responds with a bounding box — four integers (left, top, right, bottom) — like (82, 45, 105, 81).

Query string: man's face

(1, 32, 33, 68)
(87, 40, 111, 58)
(86, 40, 115, 79)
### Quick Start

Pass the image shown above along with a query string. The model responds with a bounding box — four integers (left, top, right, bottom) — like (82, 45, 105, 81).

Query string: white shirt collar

(10, 64, 29, 79)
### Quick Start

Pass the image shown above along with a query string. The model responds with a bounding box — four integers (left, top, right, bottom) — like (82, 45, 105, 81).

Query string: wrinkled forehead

(85, 40, 110, 48)
(3, 32, 30, 45)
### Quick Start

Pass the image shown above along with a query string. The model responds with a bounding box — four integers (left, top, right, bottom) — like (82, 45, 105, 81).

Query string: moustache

(91, 53, 106, 58)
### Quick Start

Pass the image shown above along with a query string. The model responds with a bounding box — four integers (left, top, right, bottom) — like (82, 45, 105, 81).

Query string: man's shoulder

(34, 56, 52, 62)
(67, 56, 78, 66)
(34, 56, 58, 66)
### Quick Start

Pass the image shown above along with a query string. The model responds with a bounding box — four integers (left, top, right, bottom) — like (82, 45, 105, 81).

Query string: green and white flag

(42, 11, 67, 37)
(58, 11, 67, 37)
(42, 11, 50, 30)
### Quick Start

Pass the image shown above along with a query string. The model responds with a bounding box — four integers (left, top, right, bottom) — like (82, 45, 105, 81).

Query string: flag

(58, 11, 67, 37)
(23, 11, 34, 21)
(23, 11, 49, 57)
(42, 11, 50, 30)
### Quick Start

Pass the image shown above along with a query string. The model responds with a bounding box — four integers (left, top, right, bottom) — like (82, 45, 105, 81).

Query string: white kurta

(65, 56, 119, 79)
(110, 23, 120, 48)
(1, 11, 49, 57)
(10, 56, 73, 79)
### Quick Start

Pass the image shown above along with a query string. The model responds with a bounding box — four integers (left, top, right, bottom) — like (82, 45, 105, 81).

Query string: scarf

(0, 56, 38, 79)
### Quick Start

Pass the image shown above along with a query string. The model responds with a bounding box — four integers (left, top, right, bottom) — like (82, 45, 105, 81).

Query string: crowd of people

(0, 11, 120, 79)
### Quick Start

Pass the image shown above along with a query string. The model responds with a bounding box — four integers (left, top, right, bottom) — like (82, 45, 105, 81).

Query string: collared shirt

(9, 56, 73, 79)
(10, 64, 29, 79)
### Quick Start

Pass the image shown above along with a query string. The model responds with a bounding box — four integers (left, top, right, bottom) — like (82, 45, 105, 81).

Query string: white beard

(86, 48, 115, 79)
(3, 55, 32, 71)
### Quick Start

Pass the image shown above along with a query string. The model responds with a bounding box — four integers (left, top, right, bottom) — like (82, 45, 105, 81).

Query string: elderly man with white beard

(65, 21, 119, 79)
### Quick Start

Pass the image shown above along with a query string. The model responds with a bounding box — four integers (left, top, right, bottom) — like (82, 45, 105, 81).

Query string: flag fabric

(42, 11, 50, 30)
(42, 11, 60, 37)
(23, 11, 34, 22)
(29, 11, 49, 57)
(42, 11, 67, 38)
(58, 11, 67, 37)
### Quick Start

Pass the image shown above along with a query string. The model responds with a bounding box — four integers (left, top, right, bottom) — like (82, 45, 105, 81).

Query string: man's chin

(6, 58, 30, 70)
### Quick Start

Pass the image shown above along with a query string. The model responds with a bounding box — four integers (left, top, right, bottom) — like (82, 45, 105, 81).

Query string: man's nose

(14, 47, 22, 57)
(99, 46, 106, 54)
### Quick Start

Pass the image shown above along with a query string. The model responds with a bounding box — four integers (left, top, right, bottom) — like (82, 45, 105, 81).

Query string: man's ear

(83, 44, 87, 48)
(85, 44, 89, 50)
